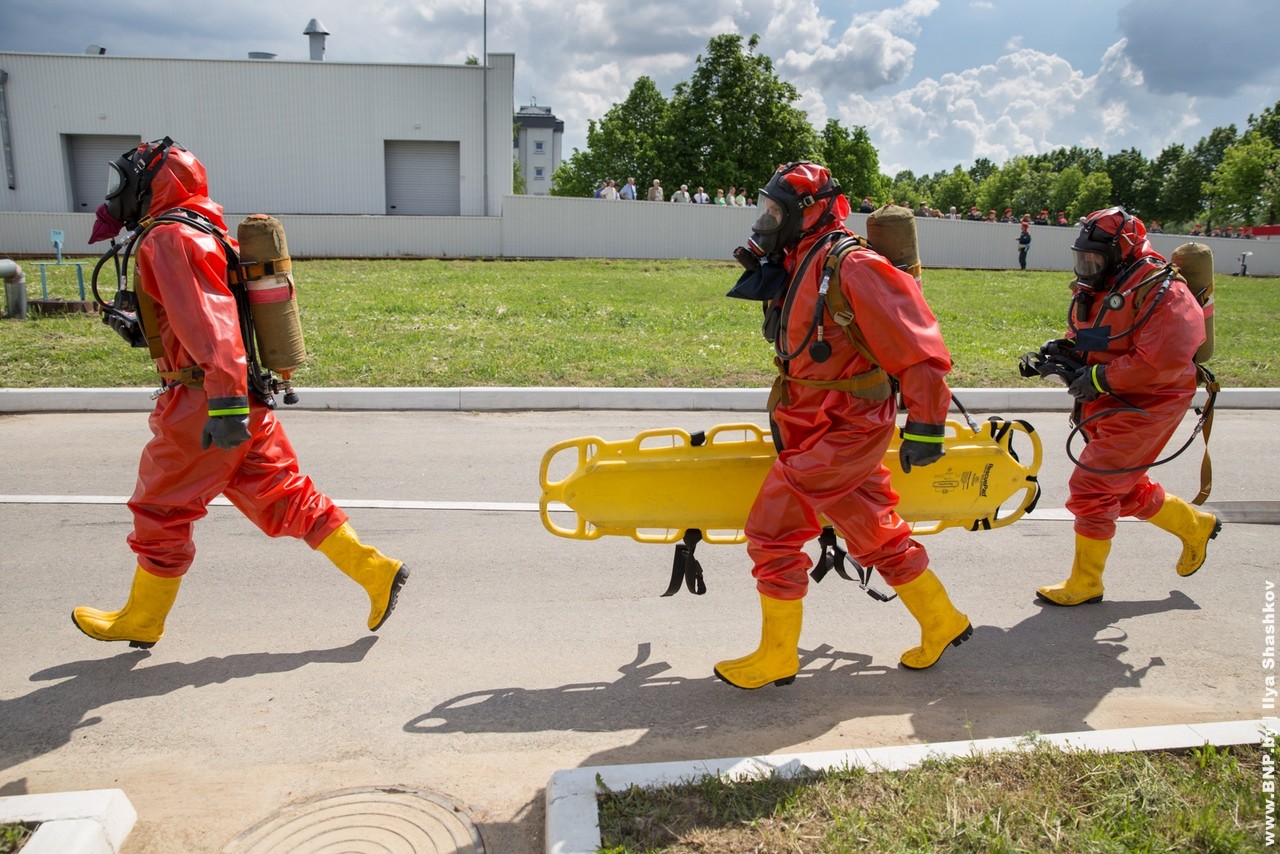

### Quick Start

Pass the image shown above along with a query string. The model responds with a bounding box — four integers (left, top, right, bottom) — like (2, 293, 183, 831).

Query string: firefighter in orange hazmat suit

(73, 138, 408, 647)
(715, 162, 971, 689)
(1032, 207, 1219, 606)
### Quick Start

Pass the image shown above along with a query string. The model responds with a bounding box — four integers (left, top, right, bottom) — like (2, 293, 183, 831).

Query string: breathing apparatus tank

(1171, 242, 1215, 364)
(237, 214, 307, 404)
(865, 204, 922, 282)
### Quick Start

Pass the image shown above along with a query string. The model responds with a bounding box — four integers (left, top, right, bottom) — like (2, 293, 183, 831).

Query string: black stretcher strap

(809, 526, 897, 602)
(662, 528, 707, 597)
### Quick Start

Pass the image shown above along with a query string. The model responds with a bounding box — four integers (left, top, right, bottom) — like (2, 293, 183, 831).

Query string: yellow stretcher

(539, 417, 1043, 596)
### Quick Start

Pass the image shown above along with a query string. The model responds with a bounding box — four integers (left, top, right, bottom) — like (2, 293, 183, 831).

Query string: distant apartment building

(513, 103, 564, 196)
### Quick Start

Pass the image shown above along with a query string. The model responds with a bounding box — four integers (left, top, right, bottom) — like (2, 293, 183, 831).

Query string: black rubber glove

(900, 439, 945, 473)
(201, 415, 251, 450)
(1017, 351, 1042, 378)
(1040, 337, 1077, 359)
(1067, 365, 1107, 403)
(899, 420, 946, 473)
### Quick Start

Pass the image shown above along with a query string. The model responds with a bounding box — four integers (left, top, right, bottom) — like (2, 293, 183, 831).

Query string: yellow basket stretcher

(539, 417, 1043, 597)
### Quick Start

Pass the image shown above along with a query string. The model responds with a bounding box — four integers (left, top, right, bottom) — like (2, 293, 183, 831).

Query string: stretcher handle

(539, 435, 603, 495)
(540, 436, 603, 540)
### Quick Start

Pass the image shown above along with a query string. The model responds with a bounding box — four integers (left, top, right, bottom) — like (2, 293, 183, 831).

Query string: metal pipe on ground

(1, 258, 26, 319)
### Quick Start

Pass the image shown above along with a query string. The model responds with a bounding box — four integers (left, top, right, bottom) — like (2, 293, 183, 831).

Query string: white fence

(2, 197, 1276, 276)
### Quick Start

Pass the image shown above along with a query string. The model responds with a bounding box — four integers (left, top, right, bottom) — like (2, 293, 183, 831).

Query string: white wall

(3, 202, 1277, 276)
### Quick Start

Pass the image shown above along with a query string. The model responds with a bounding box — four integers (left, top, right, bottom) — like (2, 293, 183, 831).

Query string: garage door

(67, 134, 141, 212)
(384, 140, 460, 215)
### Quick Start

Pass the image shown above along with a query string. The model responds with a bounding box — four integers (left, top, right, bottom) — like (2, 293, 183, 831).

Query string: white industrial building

(0, 46, 516, 219)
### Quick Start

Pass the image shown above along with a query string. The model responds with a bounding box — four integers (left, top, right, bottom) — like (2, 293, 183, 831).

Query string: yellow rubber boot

(317, 522, 408, 631)
(1147, 494, 1222, 577)
(1036, 534, 1111, 606)
(714, 593, 802, 689)
(72, 566, 182, 649)
(893, 569, 972, 670)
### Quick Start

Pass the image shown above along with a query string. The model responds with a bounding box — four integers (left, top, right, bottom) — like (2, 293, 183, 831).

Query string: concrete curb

(545, 719, 1274, 854)
(2, 386, 1277, 413)
(0, 789, 136, 854)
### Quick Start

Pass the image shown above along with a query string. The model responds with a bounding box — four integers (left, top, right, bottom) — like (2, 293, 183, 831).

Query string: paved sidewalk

(0, 403, 1275, 853)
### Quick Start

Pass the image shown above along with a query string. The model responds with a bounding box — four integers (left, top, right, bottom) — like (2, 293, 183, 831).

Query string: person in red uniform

(74, 138, 408, 647)
(1032, 207, 1220, 606)
(716, 162, 971, 689)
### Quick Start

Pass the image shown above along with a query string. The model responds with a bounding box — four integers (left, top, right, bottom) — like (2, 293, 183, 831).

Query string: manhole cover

(223, 786, 485, 853)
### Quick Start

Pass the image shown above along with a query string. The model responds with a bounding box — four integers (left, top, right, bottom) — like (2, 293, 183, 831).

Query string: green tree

(1048, 165, 1085, 220)
(1012, 162, 1058, 219)
(512, 156, 527, 195)
(1149, 143, 1191, 225)
(975, 157, 1027, 217)
(1071, 171, 1113, 221)
(1160, 126, 1238, 227)
(1105, 148, 1154, 217)
(1032, 146, 1104, 175)
(1207, 137, 1280, 225)
(820, 120, 883, 203)
(889, 170, 921, 208)
(666, 34, 820, 194)
(932, 166, 976, 216)
(549, 76, 670, 197)
(1264, 164, 1280, 225)
(1244, 99, 1280, 148)
(968, 157, 997, 184)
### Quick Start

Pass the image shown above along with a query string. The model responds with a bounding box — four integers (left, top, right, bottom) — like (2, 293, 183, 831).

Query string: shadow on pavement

(405, 591, 1200, 769)
(0, 636, 378, 775)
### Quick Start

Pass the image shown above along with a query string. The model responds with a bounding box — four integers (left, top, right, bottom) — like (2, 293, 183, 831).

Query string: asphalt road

(0, 405, 1275, 853)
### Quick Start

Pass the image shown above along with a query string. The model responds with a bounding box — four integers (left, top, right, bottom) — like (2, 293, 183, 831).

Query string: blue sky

(3, 0, 1276, 178)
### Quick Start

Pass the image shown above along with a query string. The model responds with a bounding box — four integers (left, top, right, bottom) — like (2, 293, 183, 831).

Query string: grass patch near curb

(0, 823, 33, 853)
(2, 259, 1276, 389)
(598, 741, 1271, 853)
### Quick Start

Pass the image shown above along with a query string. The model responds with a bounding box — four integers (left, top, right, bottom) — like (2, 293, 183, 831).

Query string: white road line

(0, 494, 1077, 521)
(0, 494, 558, 513)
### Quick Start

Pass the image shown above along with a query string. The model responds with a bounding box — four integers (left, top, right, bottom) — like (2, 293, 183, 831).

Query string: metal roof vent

(248, 52, 277, 60)
(304, 19, 330, 61)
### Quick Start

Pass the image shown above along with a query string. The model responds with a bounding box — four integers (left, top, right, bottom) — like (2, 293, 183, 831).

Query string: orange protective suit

(747, 230, 953, 600)
(1064, 259, 1206, 541)
(126, 149, 346, 577)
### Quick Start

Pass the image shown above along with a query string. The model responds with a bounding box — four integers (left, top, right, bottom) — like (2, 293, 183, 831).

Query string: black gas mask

(727, 163, 839, 302)
(1070, 207, 1129, 291)
(103, 137, 176, 230)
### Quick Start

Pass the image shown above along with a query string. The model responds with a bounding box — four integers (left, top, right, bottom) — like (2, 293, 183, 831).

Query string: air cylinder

(1171, 242, 1214, 363)
(236, 214, 307, 374)
(866, 204, 922, 281)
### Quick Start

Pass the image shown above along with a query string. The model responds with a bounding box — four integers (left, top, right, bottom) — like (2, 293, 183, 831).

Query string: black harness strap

(809, 526, 897, 602)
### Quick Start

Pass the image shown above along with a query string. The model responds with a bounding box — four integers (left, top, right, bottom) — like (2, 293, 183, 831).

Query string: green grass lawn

(598, 741, 1272, 853)
(2, 258, 1275, 389)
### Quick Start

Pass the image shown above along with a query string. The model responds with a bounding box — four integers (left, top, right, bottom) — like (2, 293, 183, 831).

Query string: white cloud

(775, 0, 935, 91)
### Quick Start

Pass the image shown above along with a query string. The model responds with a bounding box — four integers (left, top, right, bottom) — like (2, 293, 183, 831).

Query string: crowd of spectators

(593, 178, 756, 207)
(907, 200, 1258, 238)
(589, 181, 1259, 237)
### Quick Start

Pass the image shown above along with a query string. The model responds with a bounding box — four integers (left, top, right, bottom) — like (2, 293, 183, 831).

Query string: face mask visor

(106, 159, 130, 200)
(749, 195, 796, 255)
(1072, 248, 1109, 280)
(752, 197, 787, 236)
